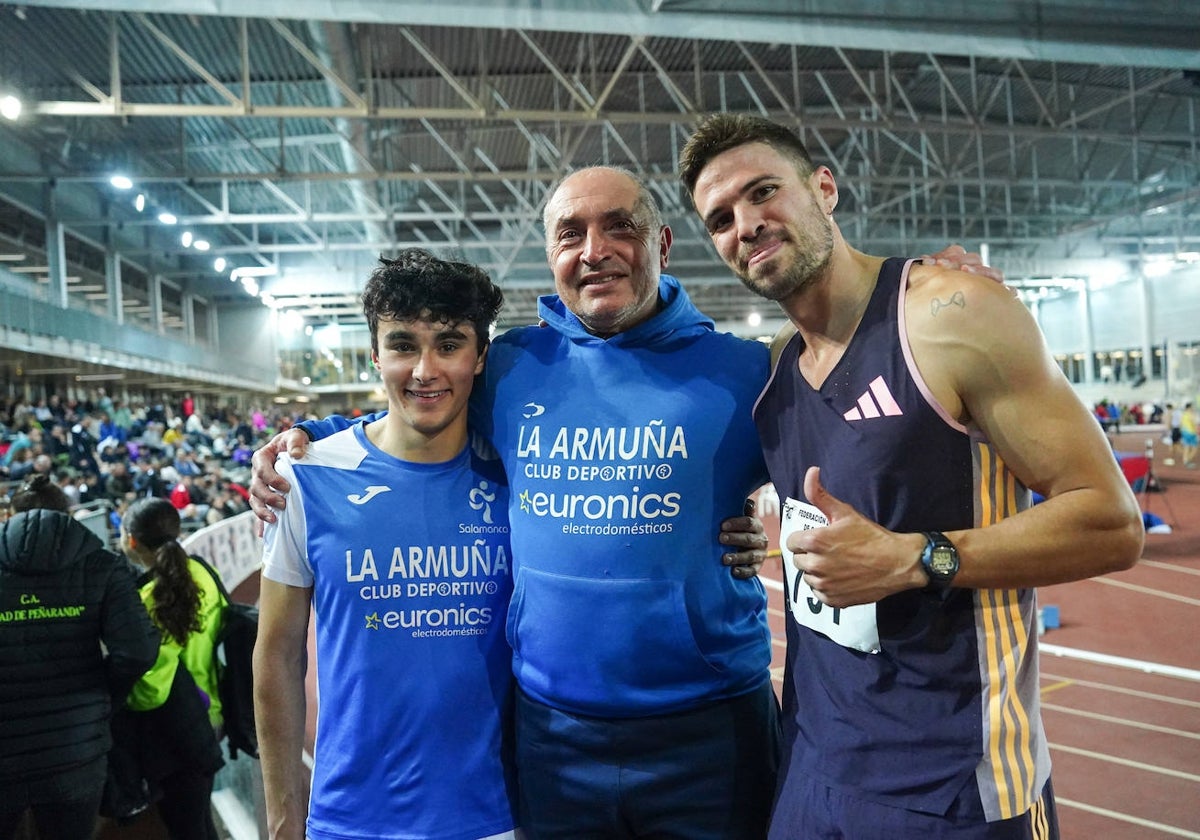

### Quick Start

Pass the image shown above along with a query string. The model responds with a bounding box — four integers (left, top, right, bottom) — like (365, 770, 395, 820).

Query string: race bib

(780, 497, 880, 654)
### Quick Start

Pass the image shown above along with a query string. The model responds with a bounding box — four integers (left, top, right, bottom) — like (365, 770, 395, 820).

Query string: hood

(536, 274, 715, 348)
(0, 509, 104, 576)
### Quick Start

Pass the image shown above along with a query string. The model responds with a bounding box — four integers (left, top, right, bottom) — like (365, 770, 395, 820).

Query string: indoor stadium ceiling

(0, 0, 1197, 332)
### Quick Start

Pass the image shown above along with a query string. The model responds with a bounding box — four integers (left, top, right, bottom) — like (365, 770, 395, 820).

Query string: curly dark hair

(361, 248, 505, 354)
(678, 113, 817, 197)
(11, 473, 70, 513)
(124, 497, 202, 646)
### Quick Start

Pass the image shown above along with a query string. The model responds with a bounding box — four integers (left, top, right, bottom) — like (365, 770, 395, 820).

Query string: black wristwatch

(920, 532, 959, 589)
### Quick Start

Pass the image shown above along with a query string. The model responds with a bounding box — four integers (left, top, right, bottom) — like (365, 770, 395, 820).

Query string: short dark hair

(11, 474, 70, 513)
(361, 248, 505, 354)
(679, 114, 817, 196)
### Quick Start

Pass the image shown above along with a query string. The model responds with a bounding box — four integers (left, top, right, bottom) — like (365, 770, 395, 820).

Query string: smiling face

(543, 168, 671, 337)
(372, 315, 486, 459)
(690, 142, 836, 303)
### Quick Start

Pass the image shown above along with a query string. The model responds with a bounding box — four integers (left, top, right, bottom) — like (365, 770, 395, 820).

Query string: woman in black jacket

(0, 474, 159, 839)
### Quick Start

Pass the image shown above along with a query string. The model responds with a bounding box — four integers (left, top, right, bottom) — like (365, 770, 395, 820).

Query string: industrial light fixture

(0, 94, 21, 121)
(230, 265, 278, 279)
(110, 175, 133, 190)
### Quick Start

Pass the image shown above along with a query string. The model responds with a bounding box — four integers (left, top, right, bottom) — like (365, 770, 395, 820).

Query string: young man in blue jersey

(681, 114, 1145, 839)
(253, 249, 519, 840)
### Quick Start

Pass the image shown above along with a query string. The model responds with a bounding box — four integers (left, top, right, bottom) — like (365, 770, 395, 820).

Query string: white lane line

(1139, 559, 1200, 576)
(1054, 797, 1200, 839)
(1040, 702, 1200, 740)
(1049, 742, 1200, 783)
(1092, 576, 1200, 606)
(1041, 644, 1200, 683)
(1040, 672, 1200, 709)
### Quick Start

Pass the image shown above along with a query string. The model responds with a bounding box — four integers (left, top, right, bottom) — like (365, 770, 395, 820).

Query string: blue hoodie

(303, 275, 772, 717)
(478, 275, 771, 716)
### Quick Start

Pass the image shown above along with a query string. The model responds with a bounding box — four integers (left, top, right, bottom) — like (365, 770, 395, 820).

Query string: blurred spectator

(2, 425, 40, 471)
(98, 412, 127, 450)
(105, 461, 137, 505)
(68, 416, 101, 476)
(5, 448, 34, 482)
(173, 449, 202, 478)
(111, 400, 133, 439)
(162, 420, 186, 453)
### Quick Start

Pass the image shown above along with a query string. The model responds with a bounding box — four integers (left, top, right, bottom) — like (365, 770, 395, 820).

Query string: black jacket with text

(0, 509, 158, 783)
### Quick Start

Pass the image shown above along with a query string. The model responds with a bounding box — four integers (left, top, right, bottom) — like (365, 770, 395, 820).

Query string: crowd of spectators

(0, 389, 294, 542)
(1092, 398, 1168, 434)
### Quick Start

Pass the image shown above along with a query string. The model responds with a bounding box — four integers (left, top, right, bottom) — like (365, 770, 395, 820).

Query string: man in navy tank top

(682, 114, 1144, 839)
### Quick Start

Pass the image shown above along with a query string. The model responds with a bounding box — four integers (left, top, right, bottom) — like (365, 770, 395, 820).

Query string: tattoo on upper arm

(931, 290, 966, 316)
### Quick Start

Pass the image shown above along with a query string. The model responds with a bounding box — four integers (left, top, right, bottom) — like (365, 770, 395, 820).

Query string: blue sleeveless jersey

(262, 424, 518, 840)
(754, 258, 1049, 822)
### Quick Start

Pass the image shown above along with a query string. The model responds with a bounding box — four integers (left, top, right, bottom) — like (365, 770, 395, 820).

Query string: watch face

(929, 546, 957, 577)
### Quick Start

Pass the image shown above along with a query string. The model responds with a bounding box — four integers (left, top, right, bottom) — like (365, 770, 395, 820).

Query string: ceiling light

(192, 239, 210, 251)
(213, 257, 227, 273)
(230, 265, 278, 279)
(180, 231, 193, 248)
(0, 95, 21, 121)
(134, 194, 145, 212)
(158, 212, 177, 225)
(747, 312, 762, 327)
(110, 175, 133, 190)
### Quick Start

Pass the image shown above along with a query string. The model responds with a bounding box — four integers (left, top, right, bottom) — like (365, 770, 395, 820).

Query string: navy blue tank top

(755, 257, 1047, 821)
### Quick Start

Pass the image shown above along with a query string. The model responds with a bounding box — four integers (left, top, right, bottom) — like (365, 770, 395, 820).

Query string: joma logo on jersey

(347, 485, 392, 505)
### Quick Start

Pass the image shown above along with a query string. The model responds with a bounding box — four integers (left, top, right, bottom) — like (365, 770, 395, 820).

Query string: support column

(1080, 281, 1095, 386)
(149, 274, 163, 334)
(105, 251, 124, 323)
(43, 184, 68, 309)
(1137, 273, 1153, 385)
(208, 305, 219, 349)
(183, 292, 196, 342)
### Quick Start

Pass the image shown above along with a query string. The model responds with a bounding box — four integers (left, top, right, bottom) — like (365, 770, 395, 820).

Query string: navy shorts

(768, 768, 1058, 840)
(515, 681, 781, 839)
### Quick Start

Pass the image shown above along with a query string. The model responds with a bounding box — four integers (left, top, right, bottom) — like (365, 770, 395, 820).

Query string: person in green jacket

(120, 497, 224, 840)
